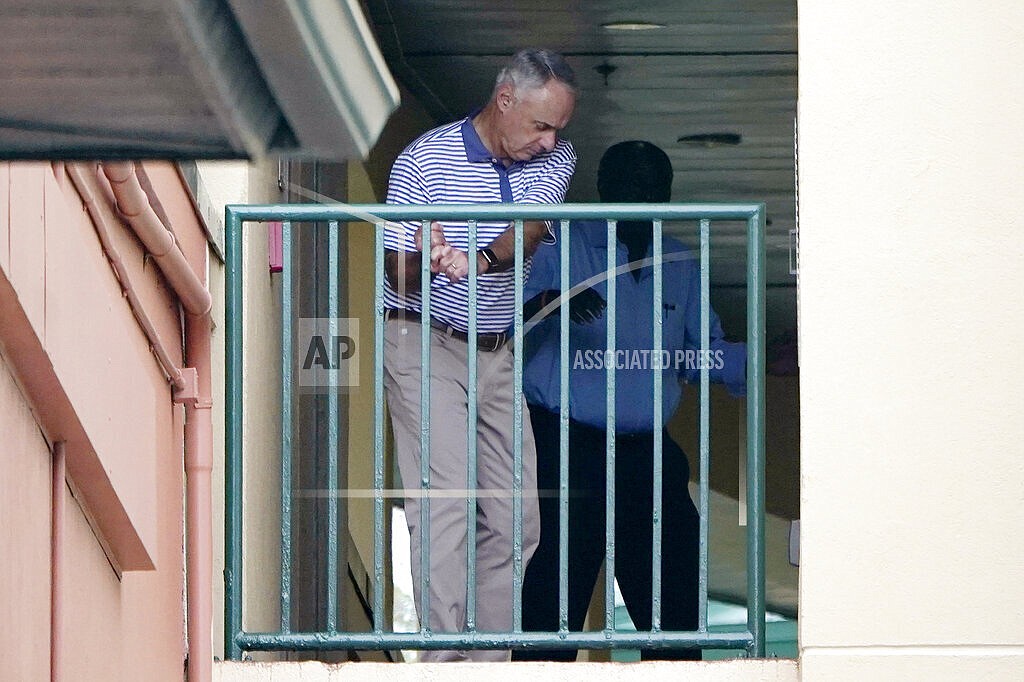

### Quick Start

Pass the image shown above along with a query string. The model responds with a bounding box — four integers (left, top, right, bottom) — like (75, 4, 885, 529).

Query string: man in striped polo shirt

(381, 49, 578, 661)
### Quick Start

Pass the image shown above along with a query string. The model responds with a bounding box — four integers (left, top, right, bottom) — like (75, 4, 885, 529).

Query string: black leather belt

(385, 309, 509, 352)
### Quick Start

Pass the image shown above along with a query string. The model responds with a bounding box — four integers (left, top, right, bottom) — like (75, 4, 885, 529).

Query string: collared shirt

(523, 220, 746, 432)
(384, 115, 576, 333)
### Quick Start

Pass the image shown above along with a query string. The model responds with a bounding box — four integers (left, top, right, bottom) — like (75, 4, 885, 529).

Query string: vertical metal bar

(280, 221, 293, 633)
(512, 218, 525, 631)
(746, 208, 767, 657)
(558, 219, 571, 634)
(419, 220, 432, 631)
(651, 218, 664, 632)
(738, 406, 747, 527)
(224, 207, 244, 659)
(698, 218, 712, 632)
(373, 221, 386, 632)
(326, 220, 340, 632)
(604, 219, 616, 631)
(466, 220, 479, 632)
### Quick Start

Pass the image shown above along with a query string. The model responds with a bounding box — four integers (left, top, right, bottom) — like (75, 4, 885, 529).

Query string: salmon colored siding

(0, 163, 9, 272)
(0, 161, 202, 680)
(8, 165, 46, 340)
(0, 356, 52, 682)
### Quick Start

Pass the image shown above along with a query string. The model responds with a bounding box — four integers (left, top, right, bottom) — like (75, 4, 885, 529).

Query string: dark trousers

(513, 405, 701, 661)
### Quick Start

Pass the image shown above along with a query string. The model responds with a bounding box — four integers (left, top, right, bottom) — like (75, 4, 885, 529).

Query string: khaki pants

(383, 318, 539, 662)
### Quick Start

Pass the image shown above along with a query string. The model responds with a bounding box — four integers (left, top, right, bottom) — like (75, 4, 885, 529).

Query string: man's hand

(385, 221, 446, 291)
(435, 245, 472, 282)
(413, 220, 446, 253)
(525, 287, 607, 325)
(569, 287, 606, 324)
(414, 221, 472, 282)
(415, 220, 448, 274)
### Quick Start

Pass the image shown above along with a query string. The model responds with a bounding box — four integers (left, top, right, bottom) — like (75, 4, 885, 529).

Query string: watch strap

(479, 247, 499, 268)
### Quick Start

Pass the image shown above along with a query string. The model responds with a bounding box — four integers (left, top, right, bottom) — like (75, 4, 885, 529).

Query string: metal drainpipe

(51, 441, 66, 682)
(183, 312, 213, 682)
(100, 162, 214, 682)
(102, 162, 212, 317)
(65, 164, 189, 393)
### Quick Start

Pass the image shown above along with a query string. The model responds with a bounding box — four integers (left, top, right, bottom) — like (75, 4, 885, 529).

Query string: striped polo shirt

(383, 115, 576, 333)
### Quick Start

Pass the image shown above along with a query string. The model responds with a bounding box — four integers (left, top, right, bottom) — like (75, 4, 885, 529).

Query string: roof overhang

(0, 0, 400, 160)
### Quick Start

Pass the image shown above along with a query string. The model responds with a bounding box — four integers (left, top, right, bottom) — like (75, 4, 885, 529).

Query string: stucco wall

(0, 161, 193, 679)
(240, 160, 286, 643)
(345, 160, 392, 607)
(0, 354, 51, 682)
(198, 159, 284, 658)
(798, 2, 1024, 679)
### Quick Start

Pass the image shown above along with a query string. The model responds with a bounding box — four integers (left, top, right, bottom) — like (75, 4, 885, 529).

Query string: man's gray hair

(494, 49, 578, 97)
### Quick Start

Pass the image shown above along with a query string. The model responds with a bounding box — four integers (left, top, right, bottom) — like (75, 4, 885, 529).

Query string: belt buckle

(485, 332, 505, 352)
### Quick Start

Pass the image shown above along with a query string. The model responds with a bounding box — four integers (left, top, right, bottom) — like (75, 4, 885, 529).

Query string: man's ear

(496, 83, 516, 112)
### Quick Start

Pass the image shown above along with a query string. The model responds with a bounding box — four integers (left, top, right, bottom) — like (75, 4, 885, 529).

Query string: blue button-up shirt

(523, 220, 746, 432)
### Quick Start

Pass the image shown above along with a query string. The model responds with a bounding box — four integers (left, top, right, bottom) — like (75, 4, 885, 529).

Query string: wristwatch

(479, 247, 499, 270)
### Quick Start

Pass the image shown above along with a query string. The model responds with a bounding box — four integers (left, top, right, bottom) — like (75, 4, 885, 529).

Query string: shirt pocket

(660, 300, 690, 352)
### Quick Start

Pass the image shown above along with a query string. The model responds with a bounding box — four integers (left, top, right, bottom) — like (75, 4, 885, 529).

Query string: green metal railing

(224, 202, 766, 659)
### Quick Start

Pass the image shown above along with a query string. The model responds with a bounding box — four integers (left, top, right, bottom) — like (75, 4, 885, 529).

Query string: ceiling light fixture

(677, 133, 743, 148)
(602, 21, 666, 31)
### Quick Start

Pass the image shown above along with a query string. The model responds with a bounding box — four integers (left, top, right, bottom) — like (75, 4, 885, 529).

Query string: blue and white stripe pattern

(384, 116, 576, 333)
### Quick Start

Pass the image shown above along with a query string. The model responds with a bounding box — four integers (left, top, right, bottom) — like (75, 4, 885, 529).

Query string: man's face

(495, 80, 576, 162)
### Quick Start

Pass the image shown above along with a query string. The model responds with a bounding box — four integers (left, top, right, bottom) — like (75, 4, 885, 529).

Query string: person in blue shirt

(513, 140, 746, 661)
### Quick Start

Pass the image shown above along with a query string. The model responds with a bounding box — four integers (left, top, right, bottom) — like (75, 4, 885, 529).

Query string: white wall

(798, 2, 1024, 679)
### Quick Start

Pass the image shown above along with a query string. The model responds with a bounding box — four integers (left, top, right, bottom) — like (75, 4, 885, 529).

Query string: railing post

(224, 205, 244, 660)
(512, 219, 526, 631)
(326, 220, 342, 632)
(372, 221, 387, 632)
(698, 218, 712, 633)
(745, 206, 767, 657)
(651, 219, 663, 631)
(466, 220, 479, 631)
(418, 220, 432, 633)
(280, 221, 294, 633)
(603, 218, 617, 631)
(557, 218, 571, 634)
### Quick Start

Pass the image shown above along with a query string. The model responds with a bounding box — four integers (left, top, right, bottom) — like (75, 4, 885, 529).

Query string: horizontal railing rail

(224, 202, 766, 660)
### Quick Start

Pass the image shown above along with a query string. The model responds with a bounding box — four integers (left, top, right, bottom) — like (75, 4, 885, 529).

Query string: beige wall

(240, 161, 285, 643)
(798, 2, 1024, 679)
(345, 162, 392, 600)
(201, 162, 232, 661)
(197, 159, 285, 658)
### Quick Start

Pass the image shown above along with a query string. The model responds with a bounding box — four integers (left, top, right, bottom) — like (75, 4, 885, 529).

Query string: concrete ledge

(216, 660, 799, 682)
(801, 648, 1024, 682)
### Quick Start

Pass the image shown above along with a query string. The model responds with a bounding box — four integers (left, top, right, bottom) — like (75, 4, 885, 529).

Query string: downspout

(102, 163, 212, 317)
(51, 441, 66, 682)
(101, 162, 214, 682)
(65, 165, 190, 394)
(182, 303, 213, 682)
